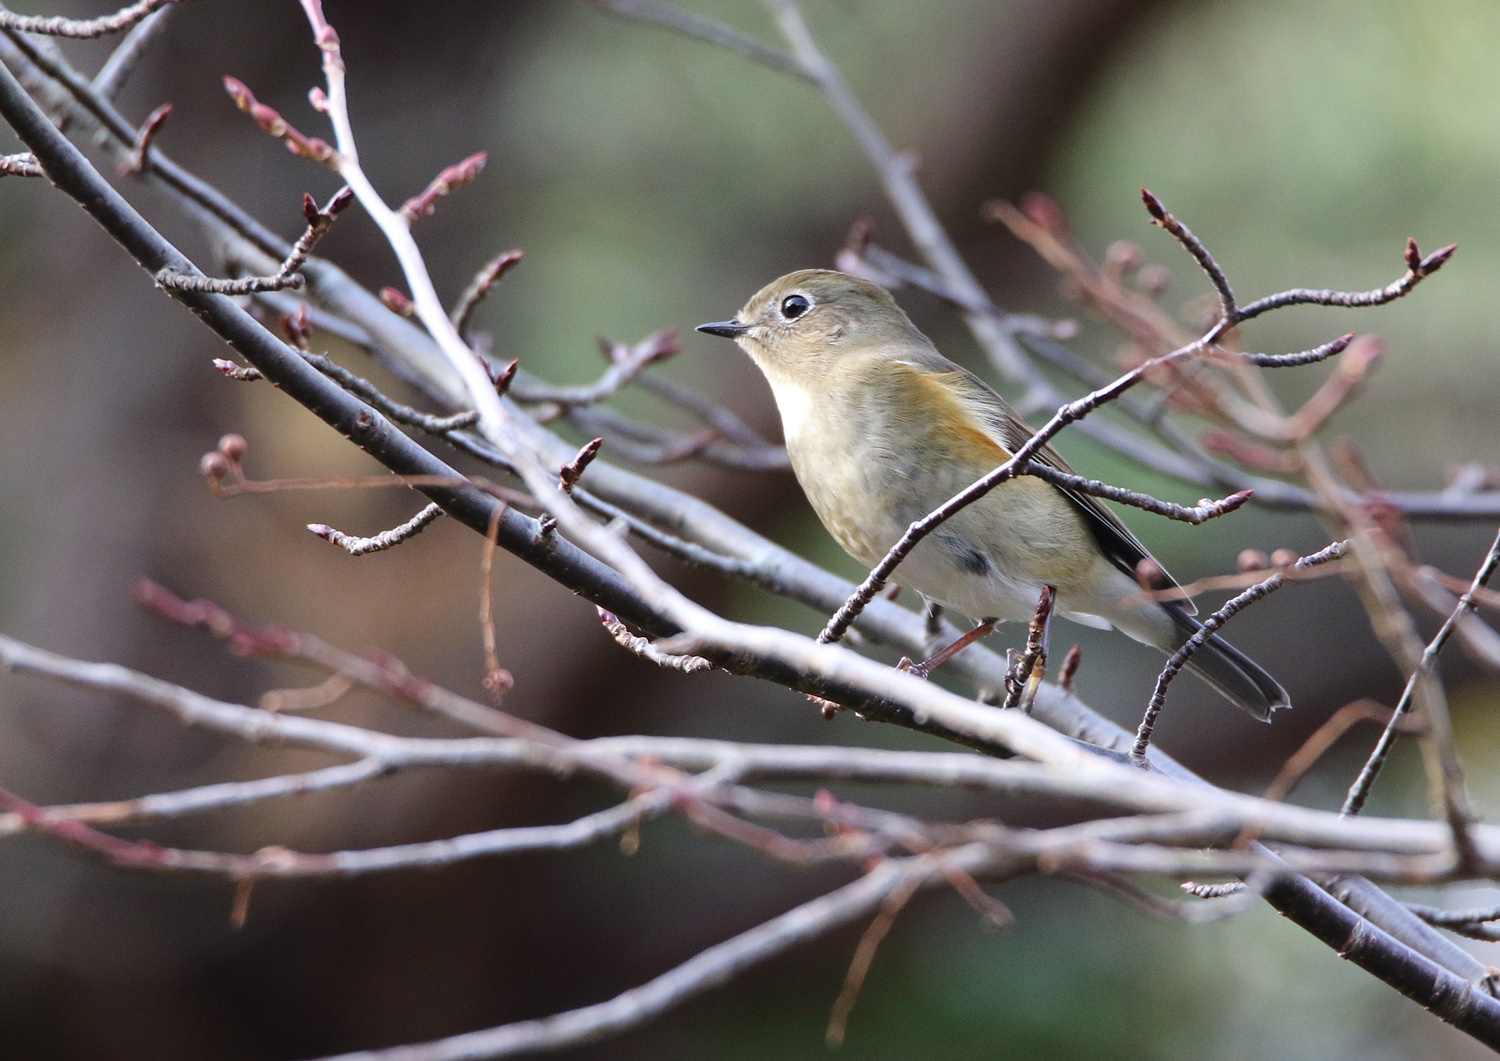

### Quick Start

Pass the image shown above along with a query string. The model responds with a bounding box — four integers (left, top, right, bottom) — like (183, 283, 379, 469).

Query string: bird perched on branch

(698, 269, 1287, 720)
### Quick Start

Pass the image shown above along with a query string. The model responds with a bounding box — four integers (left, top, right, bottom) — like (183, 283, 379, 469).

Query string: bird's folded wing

(937, 359, 1196, 615)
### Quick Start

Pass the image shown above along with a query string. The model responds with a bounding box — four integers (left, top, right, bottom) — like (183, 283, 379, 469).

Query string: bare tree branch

(0, 0, 182, 39)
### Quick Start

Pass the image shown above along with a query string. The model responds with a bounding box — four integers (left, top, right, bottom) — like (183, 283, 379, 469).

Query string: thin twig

(308, 501, 443, 556)
(119, 100, 170, 175)
(825, 871, 921, 1047)
(0, 0, 182, 39)
(634, 372, 777, 449)
(222, 74, 335, 165)
(157, 187, 351, 293)
(1406, 903, 1500, 943)
(303, 848, 994, 1060)
(451, 248, 522, 336)
(511, 330, 679, 410)
(1131, 542, 1348, 763)
(132, 580, 549, 741)
(0, 760, 385, 836)
(566, 403, 787, 470)
(1235, 239, 1456, 323)
(1260, 700, 1416, 807)
(479, 507, 513, 698)
(1141, 187, 1236, 322)
(1024, 464, 1253, 525)
(1342, 526, 1500, 818)
(299, 351, 481, 435)
(1001, 587, 1054, 711)
(592, 0, 809, 79)
(260, 670, 355, 713)
(598, 609, 715, 673)
(400, 152, 485, 222)
(91, 3, 173, 101)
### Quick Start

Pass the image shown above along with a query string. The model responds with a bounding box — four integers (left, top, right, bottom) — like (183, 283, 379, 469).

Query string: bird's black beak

(696, 319, 748, 339)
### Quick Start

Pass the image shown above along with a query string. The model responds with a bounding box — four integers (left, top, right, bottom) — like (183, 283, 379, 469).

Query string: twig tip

(1140, 187, 1166, 223)
(1422, 243, 1458, 274)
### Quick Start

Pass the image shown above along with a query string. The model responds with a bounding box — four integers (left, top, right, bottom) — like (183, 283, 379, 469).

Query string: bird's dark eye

(780, 294, 811, 320)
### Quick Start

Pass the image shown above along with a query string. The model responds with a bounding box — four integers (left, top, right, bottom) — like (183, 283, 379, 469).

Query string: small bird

(698, 269, 1288, 719)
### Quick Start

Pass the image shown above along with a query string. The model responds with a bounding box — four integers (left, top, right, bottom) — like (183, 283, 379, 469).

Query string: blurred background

(2, 0, 1499, 1058)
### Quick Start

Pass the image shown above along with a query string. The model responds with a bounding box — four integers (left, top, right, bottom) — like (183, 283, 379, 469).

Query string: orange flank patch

(896, 364, 1012, 465)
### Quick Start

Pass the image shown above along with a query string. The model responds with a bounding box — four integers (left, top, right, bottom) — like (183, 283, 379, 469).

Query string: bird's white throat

(767, 376, 817, 446)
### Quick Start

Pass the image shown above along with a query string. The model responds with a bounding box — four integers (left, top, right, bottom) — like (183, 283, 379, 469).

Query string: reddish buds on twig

(1135, 557, 1168, 592)
(1102, 239, 1142, 278)
(601, 329, 680, 368)
(484, 666, 515, 697)
(1018, 191, 1068, 237)
(282, 305, 313, 350)
(120, 102, 172, 176)
(133, 579, 299, 657)
(834, 216, 878, 277)
(493, 357, 519, 396)
(452, 250, 524, 336)
(1405, 237, 1457, 278)
(198, 450, 232, 483)
(222, 76, 336, 166)
(1200, 430, 1301, 474)
(560, 438, 604, 494)
(1135, 264, 1172, 298)
(401, 152, 487, 222)
(1140, 187, 1167, 224)
(305, 185, 353, 226)
(1405, 237, 1422, 273)
(380, 287, 414, 317)
(198, 434, 248, 494)
(213, 359, 263, 381)
(1237, 549, 1270, 573)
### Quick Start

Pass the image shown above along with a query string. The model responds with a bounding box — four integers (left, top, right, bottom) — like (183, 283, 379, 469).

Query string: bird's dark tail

(1162, 604, 1289, 722)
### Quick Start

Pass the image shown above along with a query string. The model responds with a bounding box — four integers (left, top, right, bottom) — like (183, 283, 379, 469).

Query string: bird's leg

(921, 600, 946, 657)
(898, 615, 997, 681)
(1003, 586, 1057, 712)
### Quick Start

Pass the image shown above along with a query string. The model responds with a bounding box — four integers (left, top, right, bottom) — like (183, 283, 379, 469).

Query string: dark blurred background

(2, 1, 1499, 1058)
